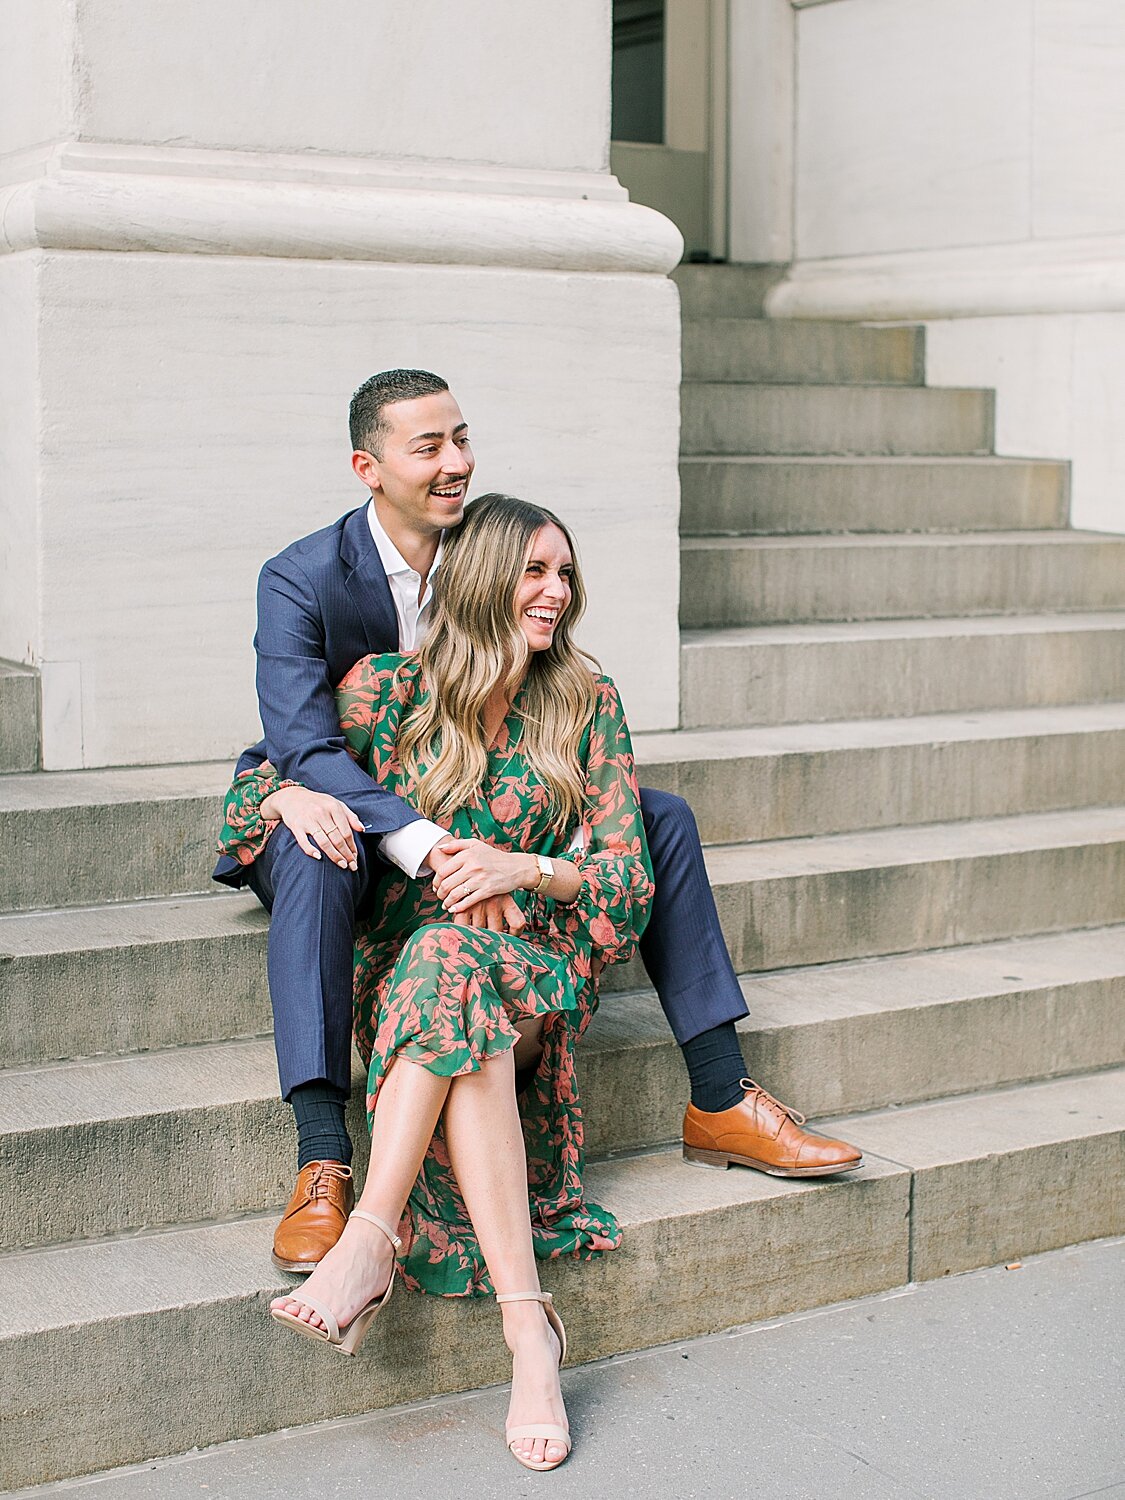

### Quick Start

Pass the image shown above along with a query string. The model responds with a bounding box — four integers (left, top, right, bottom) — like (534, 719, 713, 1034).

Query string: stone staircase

(2, 264, 1124, 1489)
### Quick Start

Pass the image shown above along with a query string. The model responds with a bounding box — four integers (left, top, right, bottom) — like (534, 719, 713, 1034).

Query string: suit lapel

(341, 504, 398, 654)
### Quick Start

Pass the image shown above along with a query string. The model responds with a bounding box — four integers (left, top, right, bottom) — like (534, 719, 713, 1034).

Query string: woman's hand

(259, 785, 364, 870)
(432, 837, 537, 913)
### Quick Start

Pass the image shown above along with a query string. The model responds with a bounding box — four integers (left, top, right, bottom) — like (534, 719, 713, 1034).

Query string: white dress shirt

(366, 500, 449, 879)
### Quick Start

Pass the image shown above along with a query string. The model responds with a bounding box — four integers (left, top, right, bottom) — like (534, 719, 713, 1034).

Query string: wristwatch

(533, 854, 554, 894)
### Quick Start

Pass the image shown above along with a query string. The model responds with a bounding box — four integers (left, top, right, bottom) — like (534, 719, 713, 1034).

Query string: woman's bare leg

(271, 1057, 450, 1334)
(443, 1044, 568, 1468)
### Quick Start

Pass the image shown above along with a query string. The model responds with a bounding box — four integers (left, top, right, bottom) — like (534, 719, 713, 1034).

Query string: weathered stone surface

(705, 807, 1125, 971)
(681, 612, 1125, 727)
(0, 763, 229, 911)
(681, 317, 923, 385)
(673, 262, 786, 318)
(0, 894, 269, 1067)
(6, 710, 1125, 1070)
(585, 926, 1125, 1146)
(0, 660, 37, 773)
(0, 1150, 909, 1488)
(679, 455, 1070, 535)
(827, 1070, 1125, 1279)
(637, 703, 1125, 844)
(6, 922, 1123, 1249)
(680, 530, 1125, 627)
(680, 382, 994, 456)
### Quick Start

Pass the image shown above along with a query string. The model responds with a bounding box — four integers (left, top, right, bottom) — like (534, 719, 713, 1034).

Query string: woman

(218, 493, 654, 1472)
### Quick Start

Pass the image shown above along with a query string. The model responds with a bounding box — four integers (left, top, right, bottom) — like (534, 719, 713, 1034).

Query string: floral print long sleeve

(218, 654, 654, 1296)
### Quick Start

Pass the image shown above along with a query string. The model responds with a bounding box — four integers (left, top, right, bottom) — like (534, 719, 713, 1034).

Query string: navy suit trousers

(251, 787, 748, 1097)
(247, 825, 383, 1097)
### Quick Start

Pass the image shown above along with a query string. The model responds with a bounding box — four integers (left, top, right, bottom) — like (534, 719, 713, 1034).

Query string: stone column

(0, 0, 682, 768)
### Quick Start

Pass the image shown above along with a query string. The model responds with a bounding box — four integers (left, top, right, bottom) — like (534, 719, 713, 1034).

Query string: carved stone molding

(0, 144, 684, 274)
(767, 235, 1125, 321)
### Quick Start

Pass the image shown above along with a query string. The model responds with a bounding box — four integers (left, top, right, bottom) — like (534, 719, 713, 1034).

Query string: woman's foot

(269, 1210, 395, 1335)
(502, 1300, 570, 1469)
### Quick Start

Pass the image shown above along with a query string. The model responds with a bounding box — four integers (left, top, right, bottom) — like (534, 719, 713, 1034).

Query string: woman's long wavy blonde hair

(396, 493, 598, 834)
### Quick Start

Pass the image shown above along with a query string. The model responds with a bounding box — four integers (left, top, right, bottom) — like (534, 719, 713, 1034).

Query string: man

(214, 369, 861, 1272)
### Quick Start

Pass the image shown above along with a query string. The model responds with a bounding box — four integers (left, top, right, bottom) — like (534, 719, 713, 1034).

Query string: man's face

(354, 391, 474, 537)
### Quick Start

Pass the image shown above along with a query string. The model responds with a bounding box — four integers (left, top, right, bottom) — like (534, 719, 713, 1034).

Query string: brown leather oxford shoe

(272, 1160, 355, 1273)
(683, 1080, 862, 1177)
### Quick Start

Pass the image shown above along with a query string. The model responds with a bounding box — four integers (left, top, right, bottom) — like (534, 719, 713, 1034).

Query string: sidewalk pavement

(12, 1236, 1124, 1500)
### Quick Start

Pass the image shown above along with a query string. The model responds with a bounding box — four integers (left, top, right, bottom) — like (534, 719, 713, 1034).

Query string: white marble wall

(796, 0, 1032, 259)
(924, 313, 1125, 535)
(31, 253, 681, 767)
(0, 257, 39, 664)
(3, 0, 611, 172)
(1, 0, 685, 767)
(0, 0, 70, 156)
(727, 0, 794, 265)
(97, 0, 609, 171)
(795, 0, 1125, 259)
(1029, 0, 1125, 240)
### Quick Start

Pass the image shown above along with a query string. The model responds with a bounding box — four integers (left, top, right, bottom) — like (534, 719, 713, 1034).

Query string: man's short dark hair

(349, 369, 450, 457)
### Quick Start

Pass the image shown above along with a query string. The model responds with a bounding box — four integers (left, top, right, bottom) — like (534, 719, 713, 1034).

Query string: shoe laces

(304, 1161, 353, 1200)
(740, 1078, 806, 1128)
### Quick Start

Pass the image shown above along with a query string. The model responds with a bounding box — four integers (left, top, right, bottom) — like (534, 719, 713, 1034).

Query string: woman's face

(515, 523, 573, 653)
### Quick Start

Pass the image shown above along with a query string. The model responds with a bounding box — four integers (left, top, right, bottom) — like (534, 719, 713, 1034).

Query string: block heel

(682, 1143, 731, 1169)
(269, 1208, 402, 1357)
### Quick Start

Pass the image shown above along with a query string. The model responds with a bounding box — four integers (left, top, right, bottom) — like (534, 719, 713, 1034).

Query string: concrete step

(0, 892, 270, 1068)
(637, 703, 1125, 845)
(6, 918, 1119, 1252)
(672, 261, 786, 318)
(0, 1038, 291, 1251)
(680, 530, 1125, 627)
(0, 1150, 908, 1488)
(594, 928, 1125, 1149)
(703, 806, 1125, 973)
(4, 820, 1123, 1253)
(5, 1067, 1121, 1488)
(6, 704, 1124, 1047)
(679, 455, 1070, 535)
(0, 660, 38, 774)
(730, 926, 1125, 1118)
(38, 1238, 1121, 1500)
(681, 612, 1125, 727)
(680, 382, 994, 457)
(682, 318, 924, 385)
(823, 1069, 1125, 1280)
(0, 762, 229, 912)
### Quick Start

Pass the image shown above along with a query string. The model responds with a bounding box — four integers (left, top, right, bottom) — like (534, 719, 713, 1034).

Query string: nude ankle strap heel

(496, 1289, 567, 1364)
(269, 1207, 402, 1357)
(349, 1208, 403, 1248)
(497, 1291, 571, 1472)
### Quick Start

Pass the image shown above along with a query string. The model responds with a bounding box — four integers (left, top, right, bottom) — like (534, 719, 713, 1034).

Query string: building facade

(3, 0, 1124, 770)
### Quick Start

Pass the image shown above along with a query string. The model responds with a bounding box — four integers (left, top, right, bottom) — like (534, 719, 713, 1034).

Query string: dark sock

(681, 1022, 747, 1114)
(290, 1080, 352, 1170)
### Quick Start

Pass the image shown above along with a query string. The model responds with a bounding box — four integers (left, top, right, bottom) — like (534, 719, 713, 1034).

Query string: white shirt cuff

(378, 819, 449, 879)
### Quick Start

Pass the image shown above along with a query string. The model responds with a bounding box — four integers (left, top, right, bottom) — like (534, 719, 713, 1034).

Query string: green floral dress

(218, 654, 654, 1297)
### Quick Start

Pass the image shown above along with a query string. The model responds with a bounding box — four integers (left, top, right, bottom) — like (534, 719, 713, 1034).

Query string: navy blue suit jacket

(213, 504, 421, 886)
